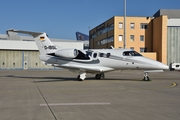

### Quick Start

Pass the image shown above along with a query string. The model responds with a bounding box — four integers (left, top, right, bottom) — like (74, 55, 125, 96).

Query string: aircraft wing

(54, 64, 114, 73)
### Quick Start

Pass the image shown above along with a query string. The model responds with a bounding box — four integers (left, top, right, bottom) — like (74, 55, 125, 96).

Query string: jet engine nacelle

(55, 49, 79, 58)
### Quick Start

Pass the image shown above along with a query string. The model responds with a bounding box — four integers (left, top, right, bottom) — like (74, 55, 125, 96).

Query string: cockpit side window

(74, 50, 90, 60)
(123, 51, 142, 56)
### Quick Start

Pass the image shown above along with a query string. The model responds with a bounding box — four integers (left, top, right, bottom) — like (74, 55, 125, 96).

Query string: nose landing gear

(143, 72, 150, 81)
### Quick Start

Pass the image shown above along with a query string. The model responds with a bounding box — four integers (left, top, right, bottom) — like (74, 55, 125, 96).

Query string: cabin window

(93, 53, 97, 58)
(99, 53, 104, 57)
(106, 53, 111, 58)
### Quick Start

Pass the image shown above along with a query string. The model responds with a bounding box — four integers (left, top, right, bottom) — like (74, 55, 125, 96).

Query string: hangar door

(0, 50, 22, 69)
(167, 27, 180, 65)
(0, 50, 53, 70)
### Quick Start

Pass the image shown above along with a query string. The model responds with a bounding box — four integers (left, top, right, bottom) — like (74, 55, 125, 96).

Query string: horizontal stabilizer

(7, 29, 44, 38)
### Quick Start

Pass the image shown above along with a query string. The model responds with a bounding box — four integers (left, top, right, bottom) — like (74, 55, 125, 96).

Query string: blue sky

(0, 0, 179, 39)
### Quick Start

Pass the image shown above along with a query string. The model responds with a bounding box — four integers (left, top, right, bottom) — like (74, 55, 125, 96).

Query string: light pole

(124, 0, 126, 48)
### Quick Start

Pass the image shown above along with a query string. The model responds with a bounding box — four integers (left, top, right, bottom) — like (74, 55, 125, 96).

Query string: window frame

(140, 35, 144, 42)
(130, 23, 135, 29)
(130, 35, 134, 41)
(119, 35, 123, 41)
(140, 47, 147, 52)
(119, 22, 123, 29)
(140, 23, 148, 29)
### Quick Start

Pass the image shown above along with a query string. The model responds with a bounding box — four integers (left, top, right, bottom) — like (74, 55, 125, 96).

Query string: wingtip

(6, 28, 16, 33)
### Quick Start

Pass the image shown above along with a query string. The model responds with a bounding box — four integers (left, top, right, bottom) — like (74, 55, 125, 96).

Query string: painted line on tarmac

(169, 83, 178, 88)
(40, 102, 111, 106)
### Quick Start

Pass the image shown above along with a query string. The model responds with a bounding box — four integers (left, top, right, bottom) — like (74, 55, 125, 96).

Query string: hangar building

(89, 9, 180, 65)
(0, 31, 84, 70)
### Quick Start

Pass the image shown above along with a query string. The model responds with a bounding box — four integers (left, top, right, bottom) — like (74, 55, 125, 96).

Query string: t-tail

(6, 29, 57, 55)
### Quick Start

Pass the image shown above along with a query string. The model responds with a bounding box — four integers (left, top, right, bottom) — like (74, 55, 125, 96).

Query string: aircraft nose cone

(158, 63, 169, 70)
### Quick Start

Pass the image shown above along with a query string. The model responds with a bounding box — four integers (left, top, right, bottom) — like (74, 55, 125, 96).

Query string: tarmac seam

(29, 72, 58, 120)
(40, 102, 111, 106)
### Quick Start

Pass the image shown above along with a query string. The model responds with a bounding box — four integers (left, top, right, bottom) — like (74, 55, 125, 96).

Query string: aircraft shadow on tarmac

(2, 75, 143, 82)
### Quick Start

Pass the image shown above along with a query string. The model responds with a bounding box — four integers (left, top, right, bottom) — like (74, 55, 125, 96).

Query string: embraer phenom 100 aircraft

(7, 29, 170, 81)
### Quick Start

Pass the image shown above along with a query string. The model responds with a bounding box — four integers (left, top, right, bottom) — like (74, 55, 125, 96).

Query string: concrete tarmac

(0, 70, 179, 120)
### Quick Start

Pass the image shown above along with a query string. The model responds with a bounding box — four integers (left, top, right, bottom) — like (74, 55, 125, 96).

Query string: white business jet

(7, 29, 169, 81)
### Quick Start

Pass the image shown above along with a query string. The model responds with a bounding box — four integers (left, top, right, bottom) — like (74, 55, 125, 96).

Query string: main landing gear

(143, 72, 150, 81)
(77, 71, 86, 81)
(77, 72, 105, 81)
(95, 73, 105, 79)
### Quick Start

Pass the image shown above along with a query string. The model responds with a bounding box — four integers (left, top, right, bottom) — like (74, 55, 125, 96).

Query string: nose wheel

(143, 72, 150, 81)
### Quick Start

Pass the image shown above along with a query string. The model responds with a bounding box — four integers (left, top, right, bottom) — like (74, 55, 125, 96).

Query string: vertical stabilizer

(34, 33, 57, 54)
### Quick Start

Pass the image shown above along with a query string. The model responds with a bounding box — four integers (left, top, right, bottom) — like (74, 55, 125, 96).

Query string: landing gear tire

(77, 75, 84, 81)
(95, 73, 105, 79)
(95, 74, 101, 79)
(143, 76, 150, 81)
(143, 72, 150, 81)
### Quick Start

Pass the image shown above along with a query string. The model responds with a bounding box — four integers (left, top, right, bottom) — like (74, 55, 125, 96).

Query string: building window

(140, 23, 148, 29)
(130, 47, 134, 50)
(130, 23, 135, 29)
(91, 33, 96, 39)
(97, 36, 114, 45)
(130, 35, 134, 41)
(107, 36, 114, 43)
(119, 35, 123, 41)
(119, 22, 123, 29)
(108, 24, 114, 31)
(140, 35, 144, 41)
(140, 47, 147, 52)
(97, 41, 100, 46)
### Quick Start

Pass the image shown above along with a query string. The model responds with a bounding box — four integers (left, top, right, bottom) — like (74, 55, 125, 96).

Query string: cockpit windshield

(123, 51, 142, 56)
